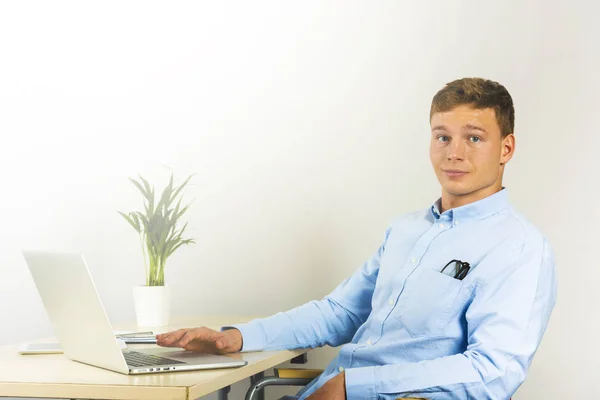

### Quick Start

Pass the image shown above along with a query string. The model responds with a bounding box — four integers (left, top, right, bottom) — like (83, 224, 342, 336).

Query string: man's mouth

(443, 169, 468, 178)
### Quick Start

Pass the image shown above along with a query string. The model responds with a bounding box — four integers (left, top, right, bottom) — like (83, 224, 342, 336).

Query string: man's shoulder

(502, 207, 551, 249)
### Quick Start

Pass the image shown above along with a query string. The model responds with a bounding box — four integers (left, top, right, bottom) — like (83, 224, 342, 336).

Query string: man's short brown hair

(430, 78, 515, 137)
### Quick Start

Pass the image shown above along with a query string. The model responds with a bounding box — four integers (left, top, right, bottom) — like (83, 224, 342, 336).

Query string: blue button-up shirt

(227, 189, 557, 399)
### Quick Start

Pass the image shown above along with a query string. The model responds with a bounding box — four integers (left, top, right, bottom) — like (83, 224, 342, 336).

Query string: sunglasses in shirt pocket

(396, 268, 464, 338)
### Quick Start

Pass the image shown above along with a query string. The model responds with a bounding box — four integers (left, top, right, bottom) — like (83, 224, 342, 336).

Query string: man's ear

(500, 133, 515, 165)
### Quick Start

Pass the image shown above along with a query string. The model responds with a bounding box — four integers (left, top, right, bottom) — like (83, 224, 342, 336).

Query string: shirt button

(366, 340, 372, 345)
(454, 220, 460, 226)
(338, 366, 345, 372)
(388, 299, 394, 306)
(439, 223, 445, 228)
(410, 257, 417, 263)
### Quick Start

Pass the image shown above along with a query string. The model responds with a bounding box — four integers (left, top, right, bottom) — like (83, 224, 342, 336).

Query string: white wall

(0, 1, 598, 399)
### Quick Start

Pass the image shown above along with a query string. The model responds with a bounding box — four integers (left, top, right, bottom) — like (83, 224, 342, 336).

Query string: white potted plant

(119, 173, 194, 327)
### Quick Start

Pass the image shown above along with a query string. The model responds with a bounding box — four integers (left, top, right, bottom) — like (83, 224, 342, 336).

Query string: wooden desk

(0, 316, 307, 400)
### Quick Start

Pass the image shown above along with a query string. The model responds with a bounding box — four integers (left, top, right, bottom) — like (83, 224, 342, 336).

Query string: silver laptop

(22, 250, 247, 374)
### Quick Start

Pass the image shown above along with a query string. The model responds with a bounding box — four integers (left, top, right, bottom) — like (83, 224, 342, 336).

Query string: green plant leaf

(118, 211, 141, 233)
(167, 238, 195, 258)
(130, 212, 141, 232)
(155, 173, 174, 214)
(129, 177, 149, 200)
(138, 175, 152, 198)
(172, 197, 182, 221)
(138, 175, 155, 216)
(134, 211, 150, 233)
(174, 203, 191, 221)
(149, 186, 155, 215)
(169, 174, 194, 204)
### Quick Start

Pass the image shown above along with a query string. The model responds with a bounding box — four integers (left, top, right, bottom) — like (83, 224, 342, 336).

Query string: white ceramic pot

(133, 285, 171, 327)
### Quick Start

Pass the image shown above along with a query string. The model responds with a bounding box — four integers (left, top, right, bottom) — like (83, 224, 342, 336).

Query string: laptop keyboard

(124, 351, 187, 367)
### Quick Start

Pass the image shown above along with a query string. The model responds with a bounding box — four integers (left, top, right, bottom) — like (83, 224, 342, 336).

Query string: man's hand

(156, 327, 243, 354)
(306, 371, 346, 400)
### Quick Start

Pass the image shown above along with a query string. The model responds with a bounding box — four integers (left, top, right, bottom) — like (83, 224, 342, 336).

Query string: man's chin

(441, 183, 473, 197)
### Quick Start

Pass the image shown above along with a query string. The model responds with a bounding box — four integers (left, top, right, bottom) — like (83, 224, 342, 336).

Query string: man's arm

(223, 227, 393, 352)
(344, 238, 557, 400)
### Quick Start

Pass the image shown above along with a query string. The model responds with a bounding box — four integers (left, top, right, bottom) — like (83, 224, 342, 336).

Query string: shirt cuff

(345, 366, 378, 400)
(221, 320, 266, 352)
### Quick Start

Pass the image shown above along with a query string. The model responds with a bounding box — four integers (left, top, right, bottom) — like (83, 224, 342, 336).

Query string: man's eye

(437, 136, 449, 142)
(469, 136, 481, 143)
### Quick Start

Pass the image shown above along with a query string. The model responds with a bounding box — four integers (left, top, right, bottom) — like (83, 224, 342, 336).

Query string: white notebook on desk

(19, 330, 152, 354)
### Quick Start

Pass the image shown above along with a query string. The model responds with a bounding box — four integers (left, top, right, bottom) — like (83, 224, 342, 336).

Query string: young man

(157, 78, 557, 400)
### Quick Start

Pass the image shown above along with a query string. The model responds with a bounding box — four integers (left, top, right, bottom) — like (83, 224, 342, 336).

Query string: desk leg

(250, 371, 265, 400)
(218, 385, 231, 400)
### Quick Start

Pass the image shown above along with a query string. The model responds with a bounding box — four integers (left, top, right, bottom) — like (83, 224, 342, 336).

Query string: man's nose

(447, 140, 466, 161)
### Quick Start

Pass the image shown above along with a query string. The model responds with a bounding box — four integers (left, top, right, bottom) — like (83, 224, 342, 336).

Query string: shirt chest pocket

(396, 268, 464, 338)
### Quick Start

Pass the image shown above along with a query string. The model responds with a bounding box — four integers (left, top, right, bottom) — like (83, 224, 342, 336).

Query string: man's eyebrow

(464, 124, 487, 133)
(431, 125, 447, 131)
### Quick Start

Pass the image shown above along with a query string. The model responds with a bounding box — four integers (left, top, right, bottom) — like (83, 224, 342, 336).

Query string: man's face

(429, 104, 514, 206)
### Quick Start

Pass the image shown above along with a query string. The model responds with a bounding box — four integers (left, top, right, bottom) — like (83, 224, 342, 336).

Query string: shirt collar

(430, 188, 510, 223)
